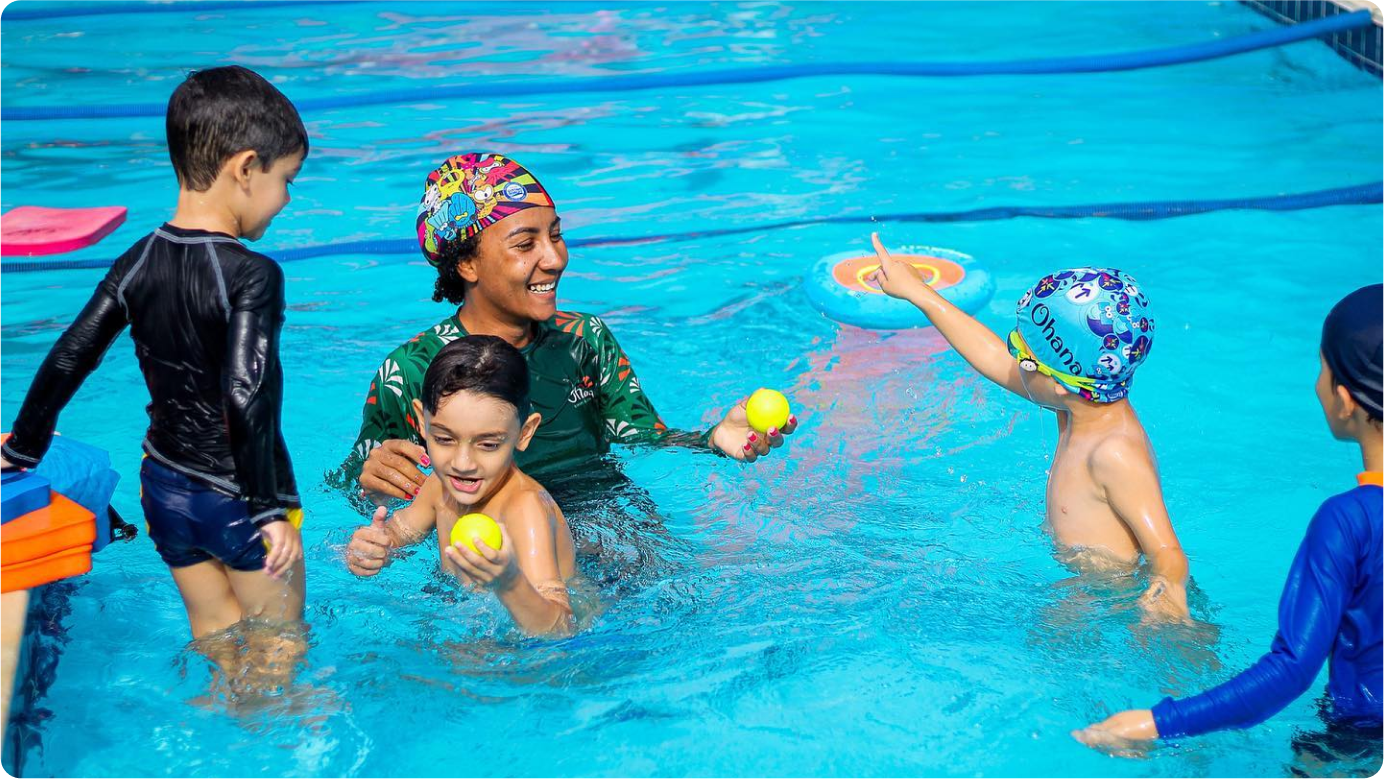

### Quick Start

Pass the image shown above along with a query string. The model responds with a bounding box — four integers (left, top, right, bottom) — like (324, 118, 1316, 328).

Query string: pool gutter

(1242, 0, 1383, 76)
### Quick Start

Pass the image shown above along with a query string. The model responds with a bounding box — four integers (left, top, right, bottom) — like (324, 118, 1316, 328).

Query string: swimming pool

(2, 1, 1381, 776)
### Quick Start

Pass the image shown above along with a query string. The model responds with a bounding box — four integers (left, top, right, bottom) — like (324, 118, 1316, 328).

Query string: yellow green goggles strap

(1008, 331, 1099, 391)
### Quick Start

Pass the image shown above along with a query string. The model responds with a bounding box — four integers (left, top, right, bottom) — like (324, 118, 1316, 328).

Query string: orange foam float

(803, 244, 995, 330)
(1, 435, 97, 593)
(828, 252, 969, 295)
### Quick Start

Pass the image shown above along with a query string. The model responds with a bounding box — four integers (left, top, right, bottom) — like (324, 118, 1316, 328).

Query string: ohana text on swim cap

(1010, 268, 1154, 403)
(417, 153, 554, 267)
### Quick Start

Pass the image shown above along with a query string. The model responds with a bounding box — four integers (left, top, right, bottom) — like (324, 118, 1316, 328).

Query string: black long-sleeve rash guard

(2, 224, 299, 525)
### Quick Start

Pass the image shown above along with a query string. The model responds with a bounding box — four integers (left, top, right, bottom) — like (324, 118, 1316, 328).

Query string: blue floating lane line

(559, 182, 1384, 248)
(4, 0, 379, 20)
(3, 183, 1378, 274)
(1, 11, 1371, 121)
(2, 1, 357, 21)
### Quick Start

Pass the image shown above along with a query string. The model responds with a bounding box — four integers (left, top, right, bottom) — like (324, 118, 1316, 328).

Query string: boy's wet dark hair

(422, 335, 531, 419)
(432, 233, 482, 305)
(166, 65, 309, 191)
(1323, 283, 1383, 424)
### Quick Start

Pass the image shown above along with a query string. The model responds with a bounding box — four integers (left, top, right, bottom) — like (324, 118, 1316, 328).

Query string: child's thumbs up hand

(868, 232, 930, 302)
(347, 505, 393, 577)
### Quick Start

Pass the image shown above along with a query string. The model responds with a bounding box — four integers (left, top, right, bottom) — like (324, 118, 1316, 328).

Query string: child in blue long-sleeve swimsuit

(1074, 284, 1383, 752)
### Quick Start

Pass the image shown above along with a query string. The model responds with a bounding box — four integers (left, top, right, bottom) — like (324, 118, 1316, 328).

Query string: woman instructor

(342, 153, 796, 504)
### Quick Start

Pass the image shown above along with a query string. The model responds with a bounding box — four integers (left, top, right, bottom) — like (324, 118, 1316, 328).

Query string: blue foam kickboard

(1, 471, 51, 524)
(32, 437, 120, 551)
(93, 504, 112, 553)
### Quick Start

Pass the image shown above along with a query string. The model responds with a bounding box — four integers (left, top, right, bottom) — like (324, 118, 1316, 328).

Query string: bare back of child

(346, 335, 578, 636)
(869, 234, 1190, 620)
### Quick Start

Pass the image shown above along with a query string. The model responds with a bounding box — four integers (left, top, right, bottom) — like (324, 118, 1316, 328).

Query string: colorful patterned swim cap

(1009, 268, 1154, 403)
(416, 153, 555, 266)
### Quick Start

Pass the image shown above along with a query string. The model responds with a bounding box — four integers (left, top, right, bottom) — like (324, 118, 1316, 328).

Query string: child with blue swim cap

(1009, 268, 1154, 404)
(869, 234, 1190, 621)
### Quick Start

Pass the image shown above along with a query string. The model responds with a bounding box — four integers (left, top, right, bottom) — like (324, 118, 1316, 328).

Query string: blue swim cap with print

(1009, 268, 1154, 403)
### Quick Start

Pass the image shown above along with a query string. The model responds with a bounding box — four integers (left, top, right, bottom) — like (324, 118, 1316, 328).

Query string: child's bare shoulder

(1088, 430, 1157, 481)
(505, 475, 561, 526)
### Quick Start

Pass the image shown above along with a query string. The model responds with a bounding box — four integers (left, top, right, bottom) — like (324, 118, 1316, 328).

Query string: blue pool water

(2, 2, 1382, 776)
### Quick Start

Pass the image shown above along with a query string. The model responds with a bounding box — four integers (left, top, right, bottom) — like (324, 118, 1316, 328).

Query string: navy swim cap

(1321, 284, 1383, 420)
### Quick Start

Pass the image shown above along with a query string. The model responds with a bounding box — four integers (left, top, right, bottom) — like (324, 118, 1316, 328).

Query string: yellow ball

(449, 513, 503, 555)
(745, 388, 791, 433)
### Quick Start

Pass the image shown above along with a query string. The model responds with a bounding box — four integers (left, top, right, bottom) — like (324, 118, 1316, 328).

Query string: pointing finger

(871, 232, 893, 263)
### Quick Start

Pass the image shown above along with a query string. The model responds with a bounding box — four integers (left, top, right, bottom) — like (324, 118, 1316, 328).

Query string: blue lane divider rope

(2, 11, 1371, 122)
(4, 0, 600, 20)
(3, 183, 1378, 274)
(2, 1, 355, 21)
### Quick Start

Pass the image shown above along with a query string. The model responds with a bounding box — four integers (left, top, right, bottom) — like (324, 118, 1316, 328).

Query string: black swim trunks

(140, 458, 299, 571)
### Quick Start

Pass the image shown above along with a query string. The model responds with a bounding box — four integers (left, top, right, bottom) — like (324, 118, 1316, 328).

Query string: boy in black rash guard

(2, 66, 309, 649)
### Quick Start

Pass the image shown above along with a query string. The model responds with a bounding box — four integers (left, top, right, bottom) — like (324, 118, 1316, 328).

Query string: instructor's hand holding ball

(711, 388, 797, 462)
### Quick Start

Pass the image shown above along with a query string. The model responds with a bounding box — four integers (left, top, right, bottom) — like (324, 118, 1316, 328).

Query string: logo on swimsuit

(567, 375, 596, 406)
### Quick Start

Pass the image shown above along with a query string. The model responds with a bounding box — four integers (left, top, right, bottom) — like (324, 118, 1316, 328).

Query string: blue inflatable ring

(803, 244, 995, 329)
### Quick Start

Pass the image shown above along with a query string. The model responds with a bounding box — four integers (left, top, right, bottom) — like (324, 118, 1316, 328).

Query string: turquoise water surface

(2, 2, 1382, 776)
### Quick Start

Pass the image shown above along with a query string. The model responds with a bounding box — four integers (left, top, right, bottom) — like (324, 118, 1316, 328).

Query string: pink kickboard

(1, 205, 127, 257)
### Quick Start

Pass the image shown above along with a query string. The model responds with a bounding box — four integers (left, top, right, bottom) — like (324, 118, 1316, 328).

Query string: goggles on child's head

(1006, 330, 1098, 392)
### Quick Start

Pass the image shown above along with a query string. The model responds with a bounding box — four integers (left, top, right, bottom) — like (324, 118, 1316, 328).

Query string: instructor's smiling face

(462, 207, 567, 324)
